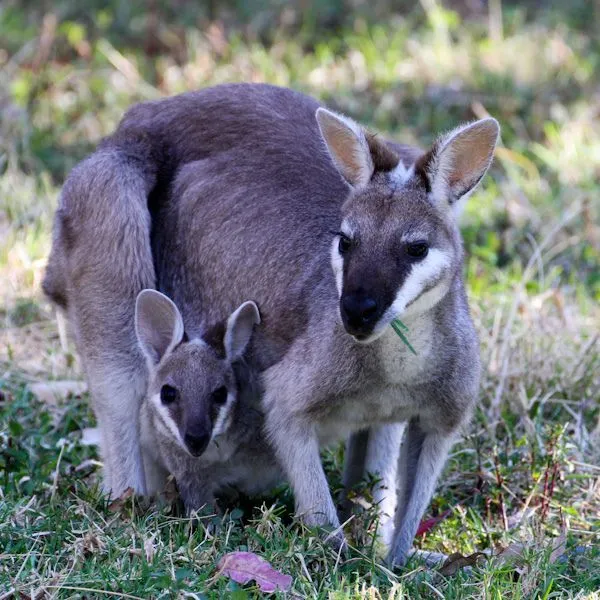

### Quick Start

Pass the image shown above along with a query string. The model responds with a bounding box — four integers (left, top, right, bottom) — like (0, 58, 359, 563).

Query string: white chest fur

(376, 315, 434, 385)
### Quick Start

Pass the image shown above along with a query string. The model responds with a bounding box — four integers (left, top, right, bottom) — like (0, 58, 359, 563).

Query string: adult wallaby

(135, 289, 280, 512)
(44, 83, 499, 566)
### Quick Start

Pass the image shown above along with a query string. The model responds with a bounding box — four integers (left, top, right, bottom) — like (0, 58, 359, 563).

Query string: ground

(0, 1, 599, 598)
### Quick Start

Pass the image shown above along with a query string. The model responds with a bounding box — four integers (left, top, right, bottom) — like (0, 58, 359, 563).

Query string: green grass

(1, 1, 599, 597)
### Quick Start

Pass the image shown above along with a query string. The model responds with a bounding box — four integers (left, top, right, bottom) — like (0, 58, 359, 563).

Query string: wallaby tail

(43, 132, 162, 314)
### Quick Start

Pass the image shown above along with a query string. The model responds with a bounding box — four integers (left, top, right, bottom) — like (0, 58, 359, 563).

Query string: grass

(1, 1, 599, 597)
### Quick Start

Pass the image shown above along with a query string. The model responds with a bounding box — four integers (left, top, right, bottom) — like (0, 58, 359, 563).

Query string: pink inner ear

(322, 119, 366, 182)
(450, 132, 495, 187)
(443, 120, 498, 195)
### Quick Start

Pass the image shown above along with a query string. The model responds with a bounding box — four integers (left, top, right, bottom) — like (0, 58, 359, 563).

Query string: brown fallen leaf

(416, 509, 451, 537)
(78, 532, 106, 557)
(107, 487, 134, 513)
(439, 552, 486, 576)
(549, 524, 568, 564)
(494, 542, 527, 566)
(217, 551, 293, 593)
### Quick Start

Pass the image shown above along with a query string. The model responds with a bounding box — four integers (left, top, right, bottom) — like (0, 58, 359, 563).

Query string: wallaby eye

(406, 242, 429, 259)
(160, 384, 178, 405)
(212, 386, 228, 406)
(338, 234, 352, 255)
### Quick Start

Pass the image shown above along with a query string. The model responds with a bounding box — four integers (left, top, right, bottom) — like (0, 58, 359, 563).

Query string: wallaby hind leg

(86, 360, 148, 497)
(342, 424, 404, 551)
(57, 149, 157, 497)
(339, 429, 369, 520)
(389, 417, 454, 568)
(363, 423, 404, 550)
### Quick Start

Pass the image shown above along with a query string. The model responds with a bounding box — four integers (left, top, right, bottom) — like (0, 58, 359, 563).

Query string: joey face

(149, 341, 237, 457)
(317, 108, 499, 343)
(135, 289, 261, 459)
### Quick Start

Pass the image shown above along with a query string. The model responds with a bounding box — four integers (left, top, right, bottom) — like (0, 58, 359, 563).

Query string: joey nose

(341, 293, 379, 335)
(184, 431, 210, 457)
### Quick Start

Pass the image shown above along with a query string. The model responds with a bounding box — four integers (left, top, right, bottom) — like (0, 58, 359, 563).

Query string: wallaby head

(135, 289, 260, 457)
(316, 108, 499, 342)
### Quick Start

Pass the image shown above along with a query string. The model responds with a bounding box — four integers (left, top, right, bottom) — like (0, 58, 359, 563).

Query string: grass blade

(391, 319, 417, 355)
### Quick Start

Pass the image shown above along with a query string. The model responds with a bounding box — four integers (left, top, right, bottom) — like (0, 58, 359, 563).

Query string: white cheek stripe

(330, 237, 343, 298)
(340, 218, 354, 237)
(382, 248, 451, 322)
(150, 392, 187, 451)
(211, 393, 235, 439)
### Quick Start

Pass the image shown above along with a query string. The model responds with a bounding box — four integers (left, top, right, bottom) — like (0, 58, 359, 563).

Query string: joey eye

(338, 234, 352, 255)
(160, 385, 178, 405)
(212, 386, 228, 406)
(406, 242, 429, 259)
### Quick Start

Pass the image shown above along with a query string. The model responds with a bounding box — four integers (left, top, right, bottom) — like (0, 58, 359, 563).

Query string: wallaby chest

(315, 318, 439, 445)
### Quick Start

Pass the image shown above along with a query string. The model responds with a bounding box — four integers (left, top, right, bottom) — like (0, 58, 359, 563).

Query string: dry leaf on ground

(107, 487, 134, 513)
(549, 525, 568, 564)
(439, 552, 486, 576)
(217, 551, 293, 593)
(144, 534, 156, 562)
(416, 509, 451, 537)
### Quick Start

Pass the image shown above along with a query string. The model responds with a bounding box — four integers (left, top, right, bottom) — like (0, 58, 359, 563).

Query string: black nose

(184, 431, 210, 457)
(341, 292, 379, 335)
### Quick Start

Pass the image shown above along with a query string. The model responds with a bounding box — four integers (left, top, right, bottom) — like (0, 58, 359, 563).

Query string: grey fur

(43, 83, 499, 566)
(135, 289, 280, 512)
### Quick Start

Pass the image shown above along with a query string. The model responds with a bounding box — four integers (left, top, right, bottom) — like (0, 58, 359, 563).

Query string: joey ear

(316, 108, 374, 188)
(135, 289, 185, 364)
(420, 118, 500, 208)
(224, 301, 260, 362)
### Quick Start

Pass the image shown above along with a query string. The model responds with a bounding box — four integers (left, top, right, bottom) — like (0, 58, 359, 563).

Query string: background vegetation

(1, 1, 598, 597)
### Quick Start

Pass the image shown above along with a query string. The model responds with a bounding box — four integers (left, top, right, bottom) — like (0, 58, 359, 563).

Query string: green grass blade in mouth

(391, 319, 417, 355)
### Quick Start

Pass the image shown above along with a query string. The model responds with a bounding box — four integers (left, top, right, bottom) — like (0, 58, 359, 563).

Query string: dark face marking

(152, 341, 236, 456)
(336, 174, 458, 338)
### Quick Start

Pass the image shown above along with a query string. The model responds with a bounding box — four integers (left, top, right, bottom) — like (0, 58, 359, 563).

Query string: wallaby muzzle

(340, 290, 381, 338)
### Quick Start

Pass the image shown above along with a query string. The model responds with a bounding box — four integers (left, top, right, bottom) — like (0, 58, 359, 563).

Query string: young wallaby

(134, 289, 280, 512)
(44, 83, 499, 567)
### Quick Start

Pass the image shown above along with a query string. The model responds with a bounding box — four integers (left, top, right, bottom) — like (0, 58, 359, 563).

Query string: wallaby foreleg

(265, 405, 341, 543)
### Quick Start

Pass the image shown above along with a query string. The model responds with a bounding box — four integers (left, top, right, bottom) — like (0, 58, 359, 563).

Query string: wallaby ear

(224, 301, 261, 362)
(316, 107, 374, 189)
(135, 289, 185, 364)
(420, 118, 500, 208)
